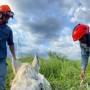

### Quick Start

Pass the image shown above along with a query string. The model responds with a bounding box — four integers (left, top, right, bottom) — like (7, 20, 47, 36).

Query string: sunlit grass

(6, 54, 90, 90)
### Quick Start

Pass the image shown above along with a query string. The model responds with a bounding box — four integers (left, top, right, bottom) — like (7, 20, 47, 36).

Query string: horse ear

(32, 55, 40, 73)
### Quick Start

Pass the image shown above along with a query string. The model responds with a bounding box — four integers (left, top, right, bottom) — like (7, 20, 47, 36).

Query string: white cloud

(1, 0, 90, 59)
(71, 6, 90, 23)
(49, 27, 81, 59)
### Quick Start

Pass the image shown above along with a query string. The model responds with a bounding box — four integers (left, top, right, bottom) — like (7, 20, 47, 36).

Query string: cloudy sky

(0, 0, 90, 59)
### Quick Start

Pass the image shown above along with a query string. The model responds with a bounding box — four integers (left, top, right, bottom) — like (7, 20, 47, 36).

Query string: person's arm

(9, 42, 18, 74)
(9, 44, 16, 60)
(7, 29, 17, 60)
(7, 29, 18, 74)
(9, 44, 18, 74)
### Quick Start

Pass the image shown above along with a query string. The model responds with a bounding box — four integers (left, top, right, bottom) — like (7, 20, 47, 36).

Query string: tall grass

(6, 54, 90, 90)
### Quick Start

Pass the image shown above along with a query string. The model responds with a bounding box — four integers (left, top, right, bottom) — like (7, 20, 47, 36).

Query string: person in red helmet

(0, 5, 16, 90)
(72, 23, 90, 84)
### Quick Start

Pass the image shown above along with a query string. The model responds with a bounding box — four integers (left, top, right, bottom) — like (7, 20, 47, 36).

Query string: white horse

(10, 55, 52, 90)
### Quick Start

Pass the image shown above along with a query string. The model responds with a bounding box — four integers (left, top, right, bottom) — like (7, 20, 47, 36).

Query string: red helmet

(72, 24, 89, 41)
(0, 5, 11, 12)
(0, 5, 14, 18)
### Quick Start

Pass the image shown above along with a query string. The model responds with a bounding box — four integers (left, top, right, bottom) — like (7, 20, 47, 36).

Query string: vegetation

(6, 53, 90, 90)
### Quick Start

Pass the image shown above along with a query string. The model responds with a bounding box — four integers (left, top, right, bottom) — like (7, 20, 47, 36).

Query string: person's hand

(11, 57, 18, 75)
(80, 70, 85, 85)
(11, 56, 22, 75)
(12, 56, 17, 61)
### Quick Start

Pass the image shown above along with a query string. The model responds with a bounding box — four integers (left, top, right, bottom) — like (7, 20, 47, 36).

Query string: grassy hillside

(6, 54, 90, 90)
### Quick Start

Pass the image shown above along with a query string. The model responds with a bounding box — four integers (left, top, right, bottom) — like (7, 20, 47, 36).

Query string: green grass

(6, 55, 90, 90)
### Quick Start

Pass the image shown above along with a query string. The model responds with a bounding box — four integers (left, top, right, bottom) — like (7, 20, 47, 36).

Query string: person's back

(80, 32, 90, 47)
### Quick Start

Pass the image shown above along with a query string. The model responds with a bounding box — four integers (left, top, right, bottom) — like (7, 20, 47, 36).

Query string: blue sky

(0, 0, 90, 59)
